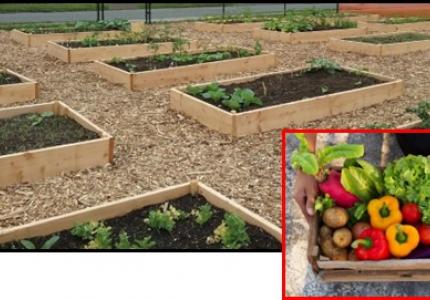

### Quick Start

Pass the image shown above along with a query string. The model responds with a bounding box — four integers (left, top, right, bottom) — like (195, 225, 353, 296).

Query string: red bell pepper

(351, 228, 390, 260)
(402, 203, 421, 224)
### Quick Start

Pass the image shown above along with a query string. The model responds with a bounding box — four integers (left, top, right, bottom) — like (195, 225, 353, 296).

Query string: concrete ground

(286, 133, 430, 296)
(0, 3, 336, 23)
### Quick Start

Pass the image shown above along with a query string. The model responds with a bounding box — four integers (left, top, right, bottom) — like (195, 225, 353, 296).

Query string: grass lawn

(0, 3, 109, 13)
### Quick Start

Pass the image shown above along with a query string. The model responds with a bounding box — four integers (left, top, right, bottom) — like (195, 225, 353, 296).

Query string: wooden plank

(328, 38, 382, 56)
(397, 120, 422, 129)
(0, 101, 113, 188)
(307, 216, 320, 272)
(320, 270, 430, 282)
(0, 69, 38, 105)
(253, 28, 365, 44)
(318, 259, 430, 271)
(11, 29, 121, 47)
(92, 61, 132, 90)
(194, 21, 264, 33)
(0, 183, 192, 244)
(197, 182, 282, 242)
(171, 66, 402, 137)
(49, 40, 200, 63)
(170, 88, 234, 135)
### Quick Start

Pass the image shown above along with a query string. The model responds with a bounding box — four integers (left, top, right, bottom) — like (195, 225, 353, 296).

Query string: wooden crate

(0, 180, 281, 246)
(0, 101, 114, 188)
(92, 49, 276, 90)
(328, 31, 430, 56)
(367, 20, 430, 33)
(252, 27, 366, 44)
(170, 67, 403, 137)
(10, 29, 121, 47)
(0, 69, 39, 105)
(308, 213, 430, 281)
(47, 40, 200, 63)
(194, 21, 264, 33)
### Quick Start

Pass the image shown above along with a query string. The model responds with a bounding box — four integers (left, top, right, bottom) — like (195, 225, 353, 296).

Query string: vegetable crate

(308, 216, 430, 282)
(0, 181, 281, 246)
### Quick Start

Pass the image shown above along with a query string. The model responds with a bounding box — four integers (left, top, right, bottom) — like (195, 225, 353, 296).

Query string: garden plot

(194, 21, 264, 33)
(10, 20, 129, 47)
(0, 69, 38, 105)
(170, 59, 403, 137)
(0, 181, 281, 250)
(367, 17, 430, 33)
(92, 46, 275, 90)
(329, 32, 430, 56)
(47, 37, 199, 63)
(0, 101, 113, 188)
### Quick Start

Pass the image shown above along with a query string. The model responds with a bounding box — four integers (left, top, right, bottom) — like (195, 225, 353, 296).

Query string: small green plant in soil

(115, 231, 156, 250)
(346, 32, 430, 44)
(207, 213, 250, 249)
(0, 112, 99, 156)
(307, 58, 341, 75)
(71, 221, 100, 240)
(20, 19, 130, 34)
(406, 100, 430, 128)
(20, 235, 60, 250)
(380, 16, 430, 24)
(191, 204, 214, 225)
(144, 204, 188, 232)
(84, 223, 113, 249)
(186, 82, 263, 112)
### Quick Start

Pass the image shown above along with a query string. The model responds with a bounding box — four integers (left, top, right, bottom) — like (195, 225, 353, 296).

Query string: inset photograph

(284, 129, 430, 296)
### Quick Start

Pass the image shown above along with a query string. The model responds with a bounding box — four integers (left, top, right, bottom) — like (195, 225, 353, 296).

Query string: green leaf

(20, 240, 36, 249)
(341, 166, 377, 201)
(293, 133, 310, 153)
(314, 194, 334, 215)
(317, 144, 364, 167)
(291, 150, 319, 176)
(41, 235, 60, 249)
(41, 111, 54, 118)
(355, 159, 384, 195)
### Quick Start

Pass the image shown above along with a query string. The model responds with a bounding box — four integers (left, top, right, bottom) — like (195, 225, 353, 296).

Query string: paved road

(0, 3, 336, 23)
(286, 133, 430, 296)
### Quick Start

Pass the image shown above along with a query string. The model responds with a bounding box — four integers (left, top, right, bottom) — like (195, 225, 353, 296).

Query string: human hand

(293, 169, 319, 223)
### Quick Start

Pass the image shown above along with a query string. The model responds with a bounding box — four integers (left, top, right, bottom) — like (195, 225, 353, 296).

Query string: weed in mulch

(0, 112, 99, 155)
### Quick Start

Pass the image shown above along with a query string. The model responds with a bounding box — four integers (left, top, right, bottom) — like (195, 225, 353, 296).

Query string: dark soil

(268, 24, 355, 32)
(0, 113, 100, 156)
(191, 69, 383, 113)
(0, 195, 281, 251)
(0, 72, 21, 85)
(59, 38, 170, 48)
(108, 50, 247, 72)
(346, 32, 430, 44)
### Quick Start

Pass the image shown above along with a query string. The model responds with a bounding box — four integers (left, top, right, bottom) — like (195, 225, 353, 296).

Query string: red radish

(319, 170, 359, 208)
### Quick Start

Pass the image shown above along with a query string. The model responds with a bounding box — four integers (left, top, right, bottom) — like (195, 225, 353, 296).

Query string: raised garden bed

(328, 32, 430, 56)
(0, 101, 113, 188)
(367, 17, 430, 33)
(0, 69, 39, 105)
(47, 39, 200, 63)
(0, 181, 281, 250)
(93, 47, 276, 90)
(194, 21, 264, 33)
(170, 61, 403, 137)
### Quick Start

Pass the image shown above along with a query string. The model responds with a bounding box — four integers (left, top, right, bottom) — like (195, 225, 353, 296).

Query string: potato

(331, 247, 348, 261)
(322, 207, 349, 228)
(352, 222, 371, 240)
(333, 228, 352, 248)
(320, 238, 336, 258)
(319, 225, 333, 240)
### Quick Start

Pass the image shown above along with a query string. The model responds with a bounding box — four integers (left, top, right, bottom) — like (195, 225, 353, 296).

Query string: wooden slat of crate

(320, 269, 430, 282)
(10, 29, 121, 47)
(171, 66, 403, 137)
(0, 69, 39, 105)
(48, 40, 200, 63)
(0, 101, 113, 188)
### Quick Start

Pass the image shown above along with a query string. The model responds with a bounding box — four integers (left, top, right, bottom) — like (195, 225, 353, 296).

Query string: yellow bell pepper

(368, 196, 402, 230)
(386, 224, 419, 258)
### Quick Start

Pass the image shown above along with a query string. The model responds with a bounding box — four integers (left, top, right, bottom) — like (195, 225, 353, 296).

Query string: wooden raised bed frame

(252, 27, 366, 44)
(0, 180, 281, 247)
(10, 29, 121, 47)
(47, 40, 200, 63)
(194, 21, 264, 33)
(308, 212, 430, 281)
(0, 69, 39, 105)
(367, 20, 430, 33)
(170, 67, 403, 137)
(0, 101, 114, 188)
(92, 49, 276, 90)
(328, 31, 430, 56)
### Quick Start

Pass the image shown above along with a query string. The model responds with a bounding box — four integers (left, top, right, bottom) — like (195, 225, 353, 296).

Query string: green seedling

(26, 112, 54, 127)
(20, 235, 60, 250)
(71, 221, 100, 240)
(191, 204, 213, 225)
(207, 213, 250, 249)
(85, 223, 113, 249)
(307, 58, 341, 74)
(320, 85, 329, 94)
